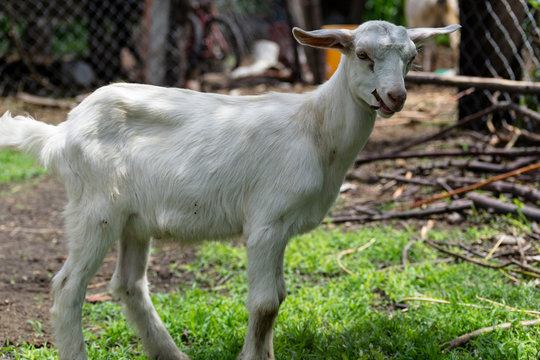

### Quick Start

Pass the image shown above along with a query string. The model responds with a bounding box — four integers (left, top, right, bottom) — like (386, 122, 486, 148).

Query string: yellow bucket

(322, 25, 358, 79)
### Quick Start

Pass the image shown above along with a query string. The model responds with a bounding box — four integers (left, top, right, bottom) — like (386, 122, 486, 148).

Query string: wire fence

(0, 0, 252, 96)
(0, 0, 538, 125)
(458, 0, 539, 126)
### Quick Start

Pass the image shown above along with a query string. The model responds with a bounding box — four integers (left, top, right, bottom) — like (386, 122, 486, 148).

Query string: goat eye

(357, 52, 372, 62)
(408, 54, 417, 67)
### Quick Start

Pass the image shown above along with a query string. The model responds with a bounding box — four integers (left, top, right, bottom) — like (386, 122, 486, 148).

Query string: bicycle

(168, 0, 245, 87)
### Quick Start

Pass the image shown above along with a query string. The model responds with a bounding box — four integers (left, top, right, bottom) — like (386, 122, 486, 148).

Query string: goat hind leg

(51, 219, 118, 360)
(110, 233, 189, 360)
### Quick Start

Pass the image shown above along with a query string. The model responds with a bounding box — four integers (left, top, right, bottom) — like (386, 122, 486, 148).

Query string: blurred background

(0, 0, 538, 121)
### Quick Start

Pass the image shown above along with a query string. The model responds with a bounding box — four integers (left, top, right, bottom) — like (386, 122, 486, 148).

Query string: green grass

(0, 150, 46, 184)
(3, 225, 540, 359)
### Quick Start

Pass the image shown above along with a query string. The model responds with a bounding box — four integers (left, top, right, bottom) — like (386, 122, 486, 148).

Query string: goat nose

(387, 89, 407, 108)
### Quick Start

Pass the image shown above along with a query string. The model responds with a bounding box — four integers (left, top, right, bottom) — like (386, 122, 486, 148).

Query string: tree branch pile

(330, 98, 540, 278)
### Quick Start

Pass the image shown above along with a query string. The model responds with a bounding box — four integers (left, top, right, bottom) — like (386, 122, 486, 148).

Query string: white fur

(0, 21, 459, 360)
(405, 0, 460, 71)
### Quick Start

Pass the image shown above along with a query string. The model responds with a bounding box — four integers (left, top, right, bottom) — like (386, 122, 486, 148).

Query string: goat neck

(304, 58, 377, 172)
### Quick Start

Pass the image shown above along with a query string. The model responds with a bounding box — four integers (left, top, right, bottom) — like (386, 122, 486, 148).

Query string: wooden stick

(446, 177, 540, 202)
(424, 239, 511, 269)
(410, 162, 540, 209)
(377, 258, 454, 272)
(509, 259, 540, 276)
(484, 235, 506, 261)
(331, 200, 472, 224)
(402, 296, 491, 309)
(355, 147, 540, 166)
(402, 239, 417, 267)
(467, 192, 540, 222)
(17, 92, 75, 109)
(406, 72, 540, 95)
(443, 318, 540, 352)
(475, 295, 540, 317)
(336, 238, 376, 275)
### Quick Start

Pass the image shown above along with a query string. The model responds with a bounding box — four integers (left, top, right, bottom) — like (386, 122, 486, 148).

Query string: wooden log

(406, 72, 540, 95)
(447, 177, 540, 203)
(467, 192, 540, 221)
(410, 162, 540, 209)
(354, 147, 540, 166)
(330, 200, 472, 224)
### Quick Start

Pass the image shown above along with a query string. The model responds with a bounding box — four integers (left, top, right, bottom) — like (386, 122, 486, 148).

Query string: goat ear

(292, 27, 354, 51)
(407, 24, 461, 44)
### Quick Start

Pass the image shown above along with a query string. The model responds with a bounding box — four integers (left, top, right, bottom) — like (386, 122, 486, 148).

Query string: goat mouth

(371, 89, 395, 116)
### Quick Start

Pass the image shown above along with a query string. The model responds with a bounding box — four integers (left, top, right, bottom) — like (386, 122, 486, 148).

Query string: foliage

(364, 0, 406, 25)
(3, 225, 540, 359)
(52, 21, 89, 56)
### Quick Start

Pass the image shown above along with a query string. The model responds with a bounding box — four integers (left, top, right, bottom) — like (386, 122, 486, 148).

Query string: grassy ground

(2, 223, 540, 359)
(1, 150, 539, 359)
(0, 151, 46, 184)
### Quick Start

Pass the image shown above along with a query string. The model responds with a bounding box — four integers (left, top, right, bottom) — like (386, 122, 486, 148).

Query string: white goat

(405, 0, 460, 71)
(0, 21, 459, 360)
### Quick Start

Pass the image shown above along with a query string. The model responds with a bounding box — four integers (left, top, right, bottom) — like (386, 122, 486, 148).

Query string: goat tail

(0, 111, 61, 168)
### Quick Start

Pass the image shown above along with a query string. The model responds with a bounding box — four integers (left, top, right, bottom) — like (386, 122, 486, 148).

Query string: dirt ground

(0, 83, 458, 347)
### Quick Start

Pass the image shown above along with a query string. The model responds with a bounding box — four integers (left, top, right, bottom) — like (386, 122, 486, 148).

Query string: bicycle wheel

(167, 13, 202, 86)
(201, 17, 244, 74)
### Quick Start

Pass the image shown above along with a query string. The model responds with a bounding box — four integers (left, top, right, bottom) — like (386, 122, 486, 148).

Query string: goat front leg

(238, 225, 289, 360)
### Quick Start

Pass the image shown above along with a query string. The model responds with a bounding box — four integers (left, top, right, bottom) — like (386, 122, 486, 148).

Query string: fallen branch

(402, 239, 417, 267)
(509, 259, 540, 276)
(17, 92, 75, 109)
(417, 157, 539, 174)
(434, 240, 487, 258)
(0, 225, 64, 235)
(446, 177, 540, 203)
(377, 258, 453, 272)
(410, 162, 540, 209)
(443, 318, 540, 352)
(402, 296, 491, 309)
(331, 200, 472, 224)
(406, 72, 540, 95)
(379, 173, 434, 186)
(336, 238, 377, 275)
(467, 192, 540, 222)
(475, 295, 540, 317)
(355, 147, 540, 167)
(424, 239, 511, 269)
(388, 101, 518, 154)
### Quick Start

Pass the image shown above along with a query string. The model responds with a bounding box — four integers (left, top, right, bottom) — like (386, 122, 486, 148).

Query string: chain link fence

(458, 0, 539, 126)
(0, 0, 254, 96)
(0, 0, 538, 124)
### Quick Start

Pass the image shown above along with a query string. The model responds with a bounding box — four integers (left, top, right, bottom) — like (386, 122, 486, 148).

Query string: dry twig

(355, 148, 540, 167)
(467, 192, 540, 222)
(336, 238, 376, 275)
(424, 239, 511, 269)
(405, 72, 540, 95)
(331, 200, 472, 224)
(402, 296, 491, 309)
(475, 295, 540, 317)
(443, 318, 540, 352)
(410, 162, 540, 209)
